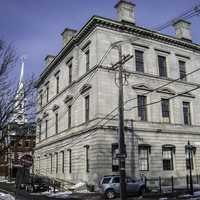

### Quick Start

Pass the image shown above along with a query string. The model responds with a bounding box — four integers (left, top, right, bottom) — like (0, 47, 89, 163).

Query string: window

(183, 102, 191, 125)
(10, 140, 15, 147)
(112, 177, 120, 183)
(85, 95, 90, 122)
(55, 113, 58, 134)
(112, 143, 119, 172)
(61, 151, 64, 173)
(102, 177, 111, 184)
(38, 156, 40, 172)
(179, 61, 186, 81)
(39, 93, 43, 107)
(50, 154, 53, 173)
(158, 55, 167, 77)
(161, 98, 170, 122)
(162, 147, 174, 171)
(24, 141, 29, 148)
(55, 153, 58, 173)
(85, 49, 90, 72)
(137, 95, 147, 121)
(185, 147, 194, 170)
(139, 145, 150, 171)
(68, 105, 71, 129)
(135, 50, 144, 72)
(68, 149, 72, 173)
(18, 140, 23, 147)
(68, 64, 72, 85)
(84, 145, 89, 173)
(46, 85, 49, 103)
(38, 123, 41, 142)
(56, 75, 59, 94)
(45, 120, 48, 138)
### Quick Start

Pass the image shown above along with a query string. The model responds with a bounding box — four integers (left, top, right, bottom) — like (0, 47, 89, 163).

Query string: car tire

(105, 189, 116, 199)
(139, 186, 145, 196)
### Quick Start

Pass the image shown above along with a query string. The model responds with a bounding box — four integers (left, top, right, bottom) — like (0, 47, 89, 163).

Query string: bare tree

(0, 39, 36, 145)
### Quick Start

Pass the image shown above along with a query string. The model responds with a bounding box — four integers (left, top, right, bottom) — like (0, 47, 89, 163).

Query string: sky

(1, 0, 200, 80)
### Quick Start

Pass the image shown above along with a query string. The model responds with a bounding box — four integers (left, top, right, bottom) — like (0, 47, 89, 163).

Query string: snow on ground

(0, 192, 15, 200)
(0, 180, 15, 184)
(70, 182, 86, 190)
(76, 189, 93, 193)
(46, 191, 72, 198)
(178, 191, 200, 199)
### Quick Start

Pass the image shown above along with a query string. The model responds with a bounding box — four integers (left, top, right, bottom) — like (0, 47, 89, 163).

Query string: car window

(102, 177, 111, 184)
(126, 177, 135, 183)
(112, 177, 120, 183)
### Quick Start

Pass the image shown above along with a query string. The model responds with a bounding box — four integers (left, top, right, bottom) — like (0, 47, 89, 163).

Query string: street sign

(20, 154, 33, 168)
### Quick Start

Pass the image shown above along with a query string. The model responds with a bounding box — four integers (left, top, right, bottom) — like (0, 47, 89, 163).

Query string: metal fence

(144, 175, 200, 193)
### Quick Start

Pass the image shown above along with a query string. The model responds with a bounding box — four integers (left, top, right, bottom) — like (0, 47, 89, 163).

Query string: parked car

(25, 175, 51, 193)
(100, 175, 145, 199)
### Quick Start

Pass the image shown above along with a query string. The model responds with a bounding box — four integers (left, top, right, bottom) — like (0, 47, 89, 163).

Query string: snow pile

(46, 191, 72, 198)
(69, 181, 95, 193)
(76, 189, 92, 193)
(0, 180, 15, 184)
(0, 192, 15, 200)
(179, 191, 200, 199)
(70, 182, 86, 190)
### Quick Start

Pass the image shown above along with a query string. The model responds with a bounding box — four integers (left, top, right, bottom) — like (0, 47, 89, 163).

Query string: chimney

(173, 19, 192, 42)
(45, 55, 55, 67)
(61, 28, 77, 46)
(115, 0, 136, 24)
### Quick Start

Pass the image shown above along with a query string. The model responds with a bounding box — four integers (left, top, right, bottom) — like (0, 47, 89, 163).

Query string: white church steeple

(12, 57, 27, 124)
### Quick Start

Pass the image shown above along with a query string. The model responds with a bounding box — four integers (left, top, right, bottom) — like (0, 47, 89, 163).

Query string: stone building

(34, 0, 200, 186)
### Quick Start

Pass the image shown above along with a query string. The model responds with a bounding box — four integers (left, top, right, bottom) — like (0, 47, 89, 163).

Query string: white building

(34, 0, 200, 187)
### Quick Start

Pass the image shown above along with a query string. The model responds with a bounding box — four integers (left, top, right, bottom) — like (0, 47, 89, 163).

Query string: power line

(36, 67, 200, 155)
(153, 3, 200, 31)
(66, 83, 200, 150)
(0, 42, 121, 156)
(35, 80, 200, 164)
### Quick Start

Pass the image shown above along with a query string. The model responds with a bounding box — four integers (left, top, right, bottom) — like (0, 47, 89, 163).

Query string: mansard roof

(36, 15, 200, 87)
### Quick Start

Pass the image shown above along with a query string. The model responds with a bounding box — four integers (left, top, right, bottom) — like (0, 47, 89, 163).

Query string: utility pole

(110, 41, 133, 200)
(117, 44, 126, 200)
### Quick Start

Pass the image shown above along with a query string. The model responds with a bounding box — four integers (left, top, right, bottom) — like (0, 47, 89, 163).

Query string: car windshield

(102, 177, 111, 184)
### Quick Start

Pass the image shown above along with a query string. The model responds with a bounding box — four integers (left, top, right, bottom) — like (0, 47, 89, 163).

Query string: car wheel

(105, 189, 116, 199)
(139, 186, 145, 196)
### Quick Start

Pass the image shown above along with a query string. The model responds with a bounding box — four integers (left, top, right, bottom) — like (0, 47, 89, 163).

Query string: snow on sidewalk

(46, 191, 72, 198)
(0, 192, 15, 200)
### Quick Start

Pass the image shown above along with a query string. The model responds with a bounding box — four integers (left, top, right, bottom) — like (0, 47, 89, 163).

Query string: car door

(111, 177, 120, 193)
(126, 177, 138, 195)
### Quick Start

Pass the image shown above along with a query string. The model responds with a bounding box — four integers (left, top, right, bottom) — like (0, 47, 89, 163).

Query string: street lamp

(186, 140, 194, 195)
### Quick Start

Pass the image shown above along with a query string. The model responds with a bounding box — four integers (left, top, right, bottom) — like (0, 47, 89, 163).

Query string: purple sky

(1, 0, 200, 79)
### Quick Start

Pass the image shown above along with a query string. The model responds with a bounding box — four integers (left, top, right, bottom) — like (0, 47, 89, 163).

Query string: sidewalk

(1, 180, 200, 200)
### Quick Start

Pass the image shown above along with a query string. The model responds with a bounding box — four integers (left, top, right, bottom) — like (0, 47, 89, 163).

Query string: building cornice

(36, 15, 200, 87)
(35, 117, 200, 151)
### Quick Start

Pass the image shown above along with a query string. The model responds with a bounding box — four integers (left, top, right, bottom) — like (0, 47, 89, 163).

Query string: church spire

(12, 57, 27, 124)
